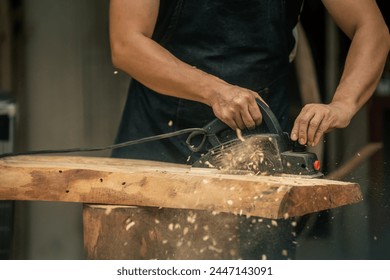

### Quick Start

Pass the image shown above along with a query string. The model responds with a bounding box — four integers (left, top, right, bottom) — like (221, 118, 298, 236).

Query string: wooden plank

(0, 155, 363, 219)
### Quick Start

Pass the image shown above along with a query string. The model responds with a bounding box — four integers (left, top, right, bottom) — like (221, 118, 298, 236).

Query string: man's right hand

(208, 85, 263, 131)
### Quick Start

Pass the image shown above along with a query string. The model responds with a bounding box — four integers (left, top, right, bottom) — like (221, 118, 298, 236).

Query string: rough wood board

(0, 155, 363, 219)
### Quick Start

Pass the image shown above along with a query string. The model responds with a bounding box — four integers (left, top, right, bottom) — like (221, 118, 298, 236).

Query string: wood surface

(0, 155, 363, 219)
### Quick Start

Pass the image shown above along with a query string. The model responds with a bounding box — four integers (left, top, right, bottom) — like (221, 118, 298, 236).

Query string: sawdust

(186, 211, 197, 224)
(211, 136, 281, 175)
(125, 219, 135, 231)
(120, 208, 293, 260)
(291, 221, 298, 227)
(236, 128, 245, 142)
(208, 245, 223, 253)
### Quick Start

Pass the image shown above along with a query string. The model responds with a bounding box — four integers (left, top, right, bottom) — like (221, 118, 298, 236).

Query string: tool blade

(192, 135, 284, 175)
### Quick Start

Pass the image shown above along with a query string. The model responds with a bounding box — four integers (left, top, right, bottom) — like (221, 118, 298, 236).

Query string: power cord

(0, 127, 208, 158)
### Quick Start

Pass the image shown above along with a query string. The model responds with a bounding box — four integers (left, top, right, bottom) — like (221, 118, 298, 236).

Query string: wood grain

(0, 155, 363, 219)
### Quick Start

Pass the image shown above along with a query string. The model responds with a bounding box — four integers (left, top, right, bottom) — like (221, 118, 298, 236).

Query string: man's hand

(208, 85, 263, 130)
(291, 102, 353, 146)
(290, 0, 389, 147)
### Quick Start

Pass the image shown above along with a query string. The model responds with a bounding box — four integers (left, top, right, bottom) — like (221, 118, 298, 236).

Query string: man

(109, 0, 389, 259)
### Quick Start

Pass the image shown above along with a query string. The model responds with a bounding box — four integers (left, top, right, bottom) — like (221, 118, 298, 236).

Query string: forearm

(331, 21, 390, 117)
(110, 27, 262, 130)
(291, 0, 389, 146)
(111, 32, 227, 107)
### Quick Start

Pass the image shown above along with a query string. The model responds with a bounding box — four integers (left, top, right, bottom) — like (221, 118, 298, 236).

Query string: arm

(291, 0, 390, 146)
(109, 0, 261, 130)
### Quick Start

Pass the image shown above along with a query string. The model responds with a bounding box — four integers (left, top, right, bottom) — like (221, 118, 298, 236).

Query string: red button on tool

(313, 160, 321, 171)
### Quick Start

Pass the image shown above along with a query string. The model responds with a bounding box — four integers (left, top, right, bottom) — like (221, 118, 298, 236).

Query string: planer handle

(186, 99, 287, 152)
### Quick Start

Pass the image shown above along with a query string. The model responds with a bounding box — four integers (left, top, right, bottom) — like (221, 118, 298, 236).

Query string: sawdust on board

(212, 136, 281, 175)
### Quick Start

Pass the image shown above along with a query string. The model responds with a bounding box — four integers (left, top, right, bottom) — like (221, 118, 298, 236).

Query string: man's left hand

(290, 102, 353, 146)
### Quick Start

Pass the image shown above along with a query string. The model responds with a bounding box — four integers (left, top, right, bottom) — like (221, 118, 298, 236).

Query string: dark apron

(112, 0, 303, 260)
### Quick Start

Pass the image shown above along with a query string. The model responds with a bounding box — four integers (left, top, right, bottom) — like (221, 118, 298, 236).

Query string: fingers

(307, 114, 324, 145)
(291, 104, 343, 146)
(248, 99, 263, 127)
(291, 107, 319, 146)
(233, 101, 259, 130)
(291, 108, 317, 145)
(212, 86, 262, 130)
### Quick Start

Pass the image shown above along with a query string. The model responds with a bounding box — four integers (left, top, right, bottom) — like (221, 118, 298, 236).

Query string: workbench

(0, 155, 363, 259)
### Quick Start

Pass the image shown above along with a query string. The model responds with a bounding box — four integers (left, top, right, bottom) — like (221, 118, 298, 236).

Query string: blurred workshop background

(0, 0, 389, 259)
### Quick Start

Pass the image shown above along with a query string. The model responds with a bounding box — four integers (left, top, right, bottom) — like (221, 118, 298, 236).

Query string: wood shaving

(236, 128, 245, 142)
(208, 136, 281, 175)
